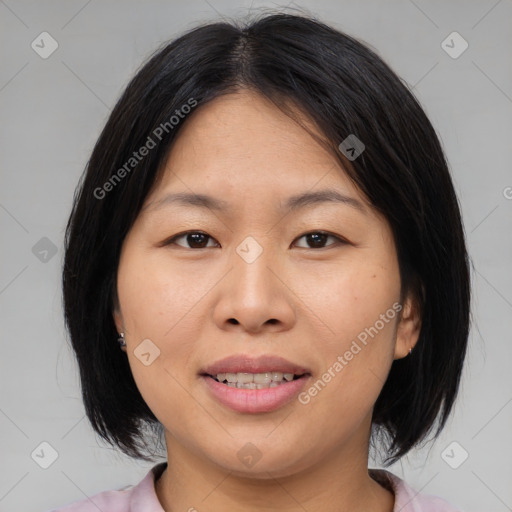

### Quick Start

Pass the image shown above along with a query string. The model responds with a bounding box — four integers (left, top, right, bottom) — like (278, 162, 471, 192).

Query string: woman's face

(114, 90, 420, 478)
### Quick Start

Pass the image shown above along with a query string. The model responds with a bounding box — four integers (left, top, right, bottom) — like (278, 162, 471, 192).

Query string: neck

(154, 432, 394, 512)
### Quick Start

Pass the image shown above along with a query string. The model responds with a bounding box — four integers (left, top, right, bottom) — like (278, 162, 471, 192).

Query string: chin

(206, 443, 314, 480)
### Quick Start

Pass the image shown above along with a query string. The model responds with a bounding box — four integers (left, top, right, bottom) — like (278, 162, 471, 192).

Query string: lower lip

(201, 375, 310, 413)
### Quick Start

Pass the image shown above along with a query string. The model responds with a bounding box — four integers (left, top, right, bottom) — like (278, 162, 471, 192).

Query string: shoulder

(47, 487, 133, 511)
(370, 469, 464, 512)
(46, 462, 167, 512)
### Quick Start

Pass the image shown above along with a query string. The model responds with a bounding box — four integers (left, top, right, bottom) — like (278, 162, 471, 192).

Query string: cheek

(306, 265, 400, 409)
(115, 251, 198, 403)
(317, 262, 400, 343)
(116, 243, 231, 411)
(117, 249, 209, 337)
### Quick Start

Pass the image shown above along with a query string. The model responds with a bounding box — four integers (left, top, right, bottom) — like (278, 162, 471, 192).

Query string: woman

(55, 12, 470, 511)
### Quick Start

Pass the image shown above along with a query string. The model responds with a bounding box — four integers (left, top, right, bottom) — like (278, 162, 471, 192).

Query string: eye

(162, 230, 346, 250)
(164, 231, 219, 249)
(293, 231, 345, 249)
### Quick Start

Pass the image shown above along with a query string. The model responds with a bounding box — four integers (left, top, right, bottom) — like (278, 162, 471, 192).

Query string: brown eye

(294, 231, 344, 249)
(166, 231, 219, 249)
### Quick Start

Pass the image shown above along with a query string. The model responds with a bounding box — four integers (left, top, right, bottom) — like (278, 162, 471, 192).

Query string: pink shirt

(49, 462, 463, 511)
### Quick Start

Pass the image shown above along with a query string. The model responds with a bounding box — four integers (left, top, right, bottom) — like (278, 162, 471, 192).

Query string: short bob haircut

(62, 12, 470, 466)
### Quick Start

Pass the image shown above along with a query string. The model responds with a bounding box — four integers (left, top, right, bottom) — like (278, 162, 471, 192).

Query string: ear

(394, 294, 421, 360)
(113, 308, 124, 334)
(112, 303, 127, 352)
(112, 289, 123, 333)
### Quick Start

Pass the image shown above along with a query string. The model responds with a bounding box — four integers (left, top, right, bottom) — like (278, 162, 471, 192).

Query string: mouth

(199, 354, 312, 413)
(200, 354, 311, 389)
(202, 371, 308, 390)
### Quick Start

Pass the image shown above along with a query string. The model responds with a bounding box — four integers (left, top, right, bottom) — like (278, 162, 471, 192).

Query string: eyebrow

(144, 189, 367, 215)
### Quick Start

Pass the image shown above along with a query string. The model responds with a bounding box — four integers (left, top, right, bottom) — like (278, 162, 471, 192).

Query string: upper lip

(201, 355, 311, 376)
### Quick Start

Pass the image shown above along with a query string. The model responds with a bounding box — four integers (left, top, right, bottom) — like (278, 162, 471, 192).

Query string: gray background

(1, 0, 511, 511)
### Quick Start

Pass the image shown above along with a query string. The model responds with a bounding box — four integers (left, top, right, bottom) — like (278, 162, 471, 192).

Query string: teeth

(226, 381, 283, 389)
(236, 382, 257, 389)
(237, 373, 254, 384)
(253, 372, 272, 384)
(214, 371, 300, 388)
(272, 372, 283, 381)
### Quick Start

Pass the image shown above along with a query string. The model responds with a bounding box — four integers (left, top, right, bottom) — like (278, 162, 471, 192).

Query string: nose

(212, 244, 296, 334)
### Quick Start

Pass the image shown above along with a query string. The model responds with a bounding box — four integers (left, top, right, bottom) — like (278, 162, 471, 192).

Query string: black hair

(62, 11, 470, 466)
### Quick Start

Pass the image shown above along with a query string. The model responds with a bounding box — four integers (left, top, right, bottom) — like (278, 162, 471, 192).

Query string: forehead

(147, 90, 364, 205)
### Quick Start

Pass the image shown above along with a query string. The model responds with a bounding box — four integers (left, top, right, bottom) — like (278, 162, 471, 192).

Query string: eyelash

(162, 230, 347, 250)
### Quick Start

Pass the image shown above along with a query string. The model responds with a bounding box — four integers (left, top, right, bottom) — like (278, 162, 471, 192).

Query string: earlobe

(394, 296, 421, 360)
(113, 308, 124, 337)
(113, 310, 127, 352)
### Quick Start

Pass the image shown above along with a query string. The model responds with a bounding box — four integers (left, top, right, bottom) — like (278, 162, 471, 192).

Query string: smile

(209, 371, 304, 389)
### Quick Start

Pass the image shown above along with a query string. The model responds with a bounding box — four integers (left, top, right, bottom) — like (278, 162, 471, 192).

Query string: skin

(113, 89, 421, 512)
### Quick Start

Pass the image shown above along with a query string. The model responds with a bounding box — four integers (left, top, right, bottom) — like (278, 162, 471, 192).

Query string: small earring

(409, 346, 413, 355)
(117, 332, 126, 348)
